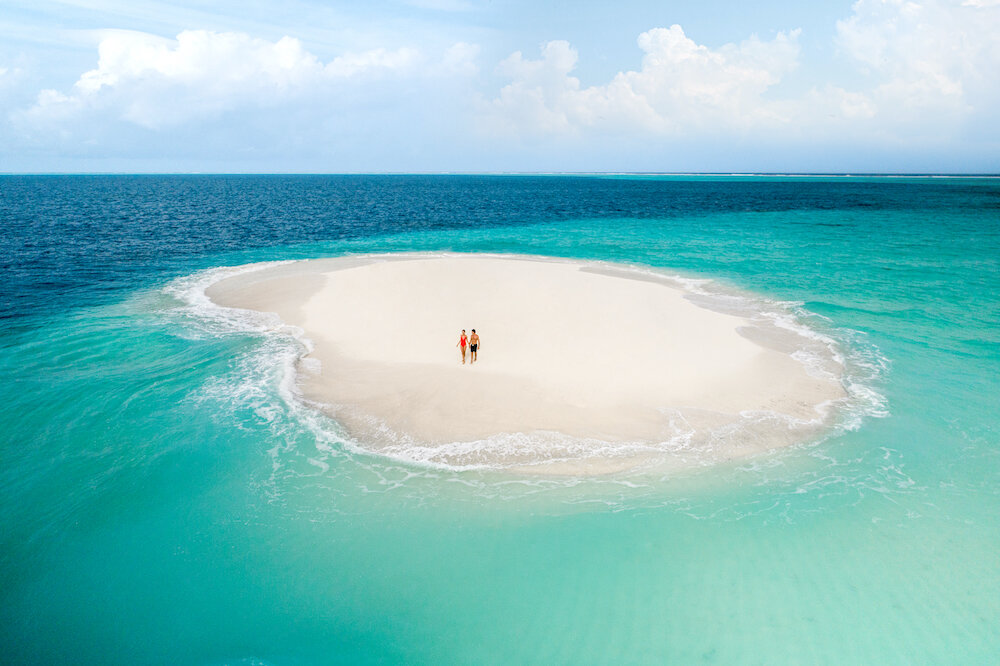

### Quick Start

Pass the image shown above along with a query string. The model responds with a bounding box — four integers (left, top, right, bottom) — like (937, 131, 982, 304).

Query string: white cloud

(442, 41, 480, 75)
(325, 46, 420, 78)
(23, 29, 422, 128)
(835, 0, 1000, 124)
(0, 63, 24, 87)
(6, 1, 999, 170)
(485, 2, 1000, 145)
(486, 25, 803, 136)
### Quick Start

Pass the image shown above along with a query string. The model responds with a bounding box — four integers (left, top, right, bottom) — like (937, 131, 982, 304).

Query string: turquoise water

(2, 176, 999, 663)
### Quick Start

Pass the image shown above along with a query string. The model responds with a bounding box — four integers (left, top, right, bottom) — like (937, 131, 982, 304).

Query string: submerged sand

(207, 254, 846, 473)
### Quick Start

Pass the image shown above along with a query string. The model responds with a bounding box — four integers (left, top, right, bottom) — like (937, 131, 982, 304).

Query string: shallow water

(2, 175, 999, 663)
(194, 252, 855, 472)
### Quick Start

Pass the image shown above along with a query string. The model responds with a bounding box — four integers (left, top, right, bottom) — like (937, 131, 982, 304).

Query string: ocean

(2, 175, 998, 663)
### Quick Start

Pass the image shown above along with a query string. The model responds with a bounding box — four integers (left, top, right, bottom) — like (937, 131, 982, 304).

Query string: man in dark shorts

(469, 329, 480, 363)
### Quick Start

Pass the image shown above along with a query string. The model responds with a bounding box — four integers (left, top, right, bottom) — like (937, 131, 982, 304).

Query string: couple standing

(456, 329, 481, 364)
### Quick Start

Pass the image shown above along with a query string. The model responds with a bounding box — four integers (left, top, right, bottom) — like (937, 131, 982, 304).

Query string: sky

(1, 0, 998, 173)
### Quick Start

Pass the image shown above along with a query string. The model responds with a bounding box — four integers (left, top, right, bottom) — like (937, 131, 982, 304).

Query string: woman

(456, 329, 468, 364)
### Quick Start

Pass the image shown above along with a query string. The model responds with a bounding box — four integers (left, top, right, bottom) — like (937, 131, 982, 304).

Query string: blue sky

(1, 0, 998, 173)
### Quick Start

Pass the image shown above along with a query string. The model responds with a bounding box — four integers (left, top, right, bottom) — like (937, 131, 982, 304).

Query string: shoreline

(205, 253, 848, 474)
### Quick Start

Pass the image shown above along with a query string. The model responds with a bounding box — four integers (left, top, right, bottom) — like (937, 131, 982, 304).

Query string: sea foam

(162, 253, 889, 476)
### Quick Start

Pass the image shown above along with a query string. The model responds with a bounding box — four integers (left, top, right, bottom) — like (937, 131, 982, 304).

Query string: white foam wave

(162, 260, 297, 338)
(162, 261, 358, 487)
(159, 253, 889, 477)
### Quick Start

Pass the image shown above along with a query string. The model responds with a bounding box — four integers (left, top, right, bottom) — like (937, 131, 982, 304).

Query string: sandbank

(207, 254, 846, 473)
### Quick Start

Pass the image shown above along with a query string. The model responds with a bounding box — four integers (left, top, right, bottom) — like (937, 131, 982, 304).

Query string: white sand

(207, 254, 845, 473)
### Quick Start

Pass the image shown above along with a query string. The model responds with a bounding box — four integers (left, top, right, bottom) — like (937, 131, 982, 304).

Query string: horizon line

(2, 171, 1000, 178)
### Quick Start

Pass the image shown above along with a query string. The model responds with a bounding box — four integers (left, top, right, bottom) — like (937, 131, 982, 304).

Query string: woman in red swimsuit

(456, 330, 468, 364)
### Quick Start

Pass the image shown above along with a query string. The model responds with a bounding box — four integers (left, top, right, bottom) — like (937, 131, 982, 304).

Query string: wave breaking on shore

(164, 253, 887, 475)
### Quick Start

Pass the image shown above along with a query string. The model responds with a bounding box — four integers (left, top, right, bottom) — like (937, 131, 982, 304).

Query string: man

(469, 329, 480, 363)
(456, 329, 468, 364)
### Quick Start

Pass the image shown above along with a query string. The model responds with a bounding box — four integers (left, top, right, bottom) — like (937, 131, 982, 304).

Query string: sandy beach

(207, 254, 845, 472)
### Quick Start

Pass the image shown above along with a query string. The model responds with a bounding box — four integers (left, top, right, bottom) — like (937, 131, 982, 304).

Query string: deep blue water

(2, 175, 999, 664)
(5, 174, 996, 323)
